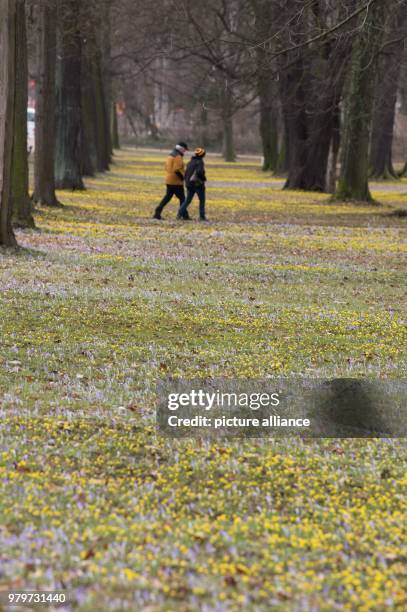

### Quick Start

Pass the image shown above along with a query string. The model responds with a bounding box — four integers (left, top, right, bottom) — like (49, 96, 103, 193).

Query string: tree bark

(33, 0, 60, 206)
(300, 87, 341, 192)
(0, 0, 17, 247)
(258, 70, 279, 172)
(336, 1, 385, 202)
(93, 59, 111, 171)
(11, 0, 35, 228)
(111, 101, 120, 150)
(81, 14, 111, 175)
(199, 104, 209, 149)
(369, 77, 398, 180)
(80, 48, 98, 177)
(251, 0, 279, 172)
(281, 58, 308, 189)
(275, 116, 288, 175)
(221, 83, 236, 162)
(327, 104, 341, 193)
(101, 0, 113, 160)
(281, 42, 347, 192)
(55, 0, 84, 190)
(400, 64, 407, 115)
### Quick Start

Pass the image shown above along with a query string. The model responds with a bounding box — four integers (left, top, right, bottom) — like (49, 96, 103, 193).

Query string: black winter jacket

(185, 157, 207, 187)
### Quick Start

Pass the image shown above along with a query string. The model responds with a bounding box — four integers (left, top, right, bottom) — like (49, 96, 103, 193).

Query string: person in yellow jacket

(153, 142, 189, 220)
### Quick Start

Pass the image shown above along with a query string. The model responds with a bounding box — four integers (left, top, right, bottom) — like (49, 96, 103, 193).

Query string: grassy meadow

(0, 149, 406, 610)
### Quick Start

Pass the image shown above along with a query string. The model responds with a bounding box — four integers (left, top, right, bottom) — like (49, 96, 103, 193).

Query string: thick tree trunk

(199, 105, 209, 149)
(275, 116, 288, 175)
(79, 0, 112, 175)
(281, 59, 308, 189)
(281, 47, 345, 193)
(101, 0, 113, 160)
(222, 116, 235, 162)
(11, 0, 34, 228)
(252, 0, 279, 172)
(300, 92, 340, 192)
(258, 72, 278, 172)
(0, 0, 17, 247)
(93, 60, 111, 171)
(327, 105, 341, 193)
(221, 84, 236, 162)
(400, 69, 407, 115)
(80, 50, 98, 177)
(55, 0, 84, 190)
(33, 0, 60, 206)
(81, 13, 112, 175)
(336, 1, 385, 202)
(369, 6, 406, 180)
(369, 91, 398, 180)
(111, 101, 120, 150)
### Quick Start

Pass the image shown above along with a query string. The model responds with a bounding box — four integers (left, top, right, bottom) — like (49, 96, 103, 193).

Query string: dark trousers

(179, 185, 206, 219)
(156, 185, 185, 213)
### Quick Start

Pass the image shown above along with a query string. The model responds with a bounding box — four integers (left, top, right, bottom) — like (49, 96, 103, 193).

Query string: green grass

(0, 149, 406, 610)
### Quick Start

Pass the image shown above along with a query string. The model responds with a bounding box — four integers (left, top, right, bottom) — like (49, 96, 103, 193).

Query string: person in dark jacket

(153, 142, 189, 220)
(177, 148, 207, 221)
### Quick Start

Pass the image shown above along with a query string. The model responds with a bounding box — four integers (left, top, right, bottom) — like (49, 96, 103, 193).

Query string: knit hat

(176, 142, 188, 151)
(194, 147, 206, 157)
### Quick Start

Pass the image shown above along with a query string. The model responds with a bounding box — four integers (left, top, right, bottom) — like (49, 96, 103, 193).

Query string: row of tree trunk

(0, 0, 118, 247)
(369, 3, 407, 180)
(256, 0, 404, 201)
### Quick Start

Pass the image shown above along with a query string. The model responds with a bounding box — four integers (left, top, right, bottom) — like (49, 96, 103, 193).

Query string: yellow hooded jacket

(165, 150, 185, 186)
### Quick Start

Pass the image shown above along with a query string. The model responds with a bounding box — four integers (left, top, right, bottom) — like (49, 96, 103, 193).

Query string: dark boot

(177, 211, 191, 220)
(153, 208, 163, 220)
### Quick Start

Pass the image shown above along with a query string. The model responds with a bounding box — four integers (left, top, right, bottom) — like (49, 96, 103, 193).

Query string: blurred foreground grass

(0, 149, 406, 609)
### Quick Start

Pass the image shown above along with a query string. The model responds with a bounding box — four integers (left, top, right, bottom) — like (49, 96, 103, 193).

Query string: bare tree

(176, 0, 256, 161)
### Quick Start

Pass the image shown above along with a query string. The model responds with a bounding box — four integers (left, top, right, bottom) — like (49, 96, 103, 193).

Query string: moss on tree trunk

(11, 0, 35, 228)
(335, 1, 385, 202)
